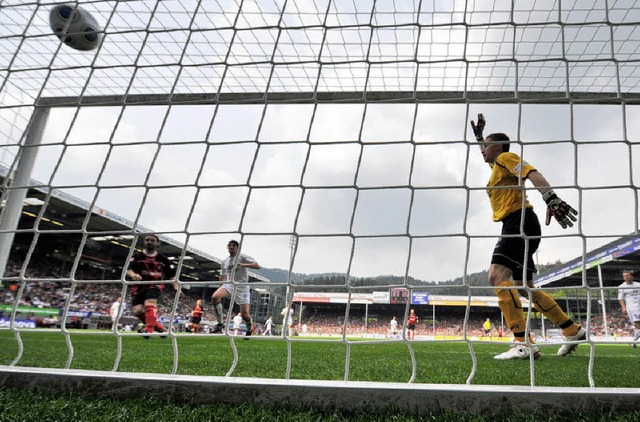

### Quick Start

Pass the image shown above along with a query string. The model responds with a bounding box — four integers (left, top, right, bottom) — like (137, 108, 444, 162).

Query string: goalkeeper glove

(543, 190, 578, 229)
(470, 113, 486, 141)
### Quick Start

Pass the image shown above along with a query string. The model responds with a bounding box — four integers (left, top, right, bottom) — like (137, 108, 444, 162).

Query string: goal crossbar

(34, 91, 640, 107)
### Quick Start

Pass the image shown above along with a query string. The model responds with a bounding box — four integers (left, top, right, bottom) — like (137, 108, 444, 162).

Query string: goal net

(1, 0, 639, 414)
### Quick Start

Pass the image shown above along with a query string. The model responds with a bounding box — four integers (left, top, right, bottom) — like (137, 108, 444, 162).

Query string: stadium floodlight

(1, 0, 640, 416)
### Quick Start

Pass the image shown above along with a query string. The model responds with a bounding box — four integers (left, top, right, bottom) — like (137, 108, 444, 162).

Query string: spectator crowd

(1, 257, 636, 338)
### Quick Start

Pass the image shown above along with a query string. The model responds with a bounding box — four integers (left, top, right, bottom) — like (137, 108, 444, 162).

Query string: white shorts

(222, 283, 251, 305)
(628, 309, 640, 323)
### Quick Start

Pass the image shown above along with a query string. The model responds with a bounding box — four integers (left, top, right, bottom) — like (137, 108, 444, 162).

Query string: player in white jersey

(263, 316, 273, 335)
(618, 269, 640, 348)
(211, 240, 260, 339)
(281, 304, 294, 336)
(390, 316, 399, 338)
(110, 296, 122, 329)
(232, 312, 243, 336)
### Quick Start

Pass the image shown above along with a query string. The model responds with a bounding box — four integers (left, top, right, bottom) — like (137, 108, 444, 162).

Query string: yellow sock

(494, 281, 527, 338)
(532, 290, 579, 336)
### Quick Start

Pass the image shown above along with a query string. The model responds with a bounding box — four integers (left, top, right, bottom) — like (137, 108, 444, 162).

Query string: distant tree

(258, 258, 566, 297)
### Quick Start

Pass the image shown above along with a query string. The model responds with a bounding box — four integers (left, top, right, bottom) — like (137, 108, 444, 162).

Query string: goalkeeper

(470, 114, 585, 360)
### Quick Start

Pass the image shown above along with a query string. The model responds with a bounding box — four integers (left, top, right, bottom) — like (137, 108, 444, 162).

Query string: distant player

(126, 234, 176, 339)
(110, 296, 122, 330)
(210, 240, 260, 339)
(281, 303, 294, 336)
(483, 318, 492, 337)
(618, 269, 640, 348)
(233, 312, 243, 335)
(264, 316, 273, 336)
(189, 299, 204, 334)
(406, 309, 418, 341)
(390, 316, 399, 338)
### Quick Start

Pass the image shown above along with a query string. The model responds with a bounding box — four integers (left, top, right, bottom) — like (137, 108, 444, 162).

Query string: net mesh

(1, 0, 639, 391)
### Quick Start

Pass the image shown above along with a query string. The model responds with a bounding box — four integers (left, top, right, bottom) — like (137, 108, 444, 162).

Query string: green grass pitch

(1, 330, 639, 387)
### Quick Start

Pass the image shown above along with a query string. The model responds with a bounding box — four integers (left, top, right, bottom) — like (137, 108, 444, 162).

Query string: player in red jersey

(188, 299, 204, 334)
(406, 309, 418, 341)
(126, 234, 176, 338)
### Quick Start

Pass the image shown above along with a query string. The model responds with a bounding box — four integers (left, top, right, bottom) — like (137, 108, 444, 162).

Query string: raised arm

(470, 113, 486, 142)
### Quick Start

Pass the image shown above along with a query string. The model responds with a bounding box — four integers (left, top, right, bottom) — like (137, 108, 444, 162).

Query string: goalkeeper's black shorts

(491, 208, 541, 281)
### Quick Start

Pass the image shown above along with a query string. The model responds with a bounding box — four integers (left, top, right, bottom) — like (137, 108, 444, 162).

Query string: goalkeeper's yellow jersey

(487, 152, 537, 222)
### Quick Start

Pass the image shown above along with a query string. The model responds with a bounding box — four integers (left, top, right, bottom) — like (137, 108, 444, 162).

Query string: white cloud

(357, 144, 413, 186)
(303, 144, 360, 186)
(250, 143, 308, 185)
(296, 189, 356, 234)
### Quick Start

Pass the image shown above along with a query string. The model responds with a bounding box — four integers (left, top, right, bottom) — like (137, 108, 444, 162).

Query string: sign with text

(372, 291, 390, 304)
(411, 292, 429, 305)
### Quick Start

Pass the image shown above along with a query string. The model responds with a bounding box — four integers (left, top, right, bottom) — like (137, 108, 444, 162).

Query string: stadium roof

(0, 164, 268, 284)
(534, 236, 640, 289)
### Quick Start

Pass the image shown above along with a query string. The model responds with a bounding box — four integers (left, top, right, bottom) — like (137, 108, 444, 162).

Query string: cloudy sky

(22, 101, 640, 284)
(1, 0, 639, 284)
